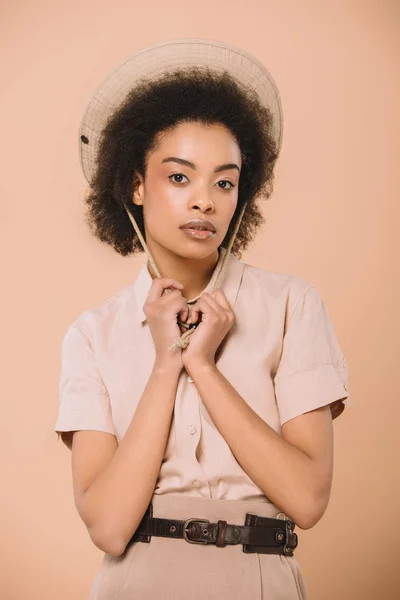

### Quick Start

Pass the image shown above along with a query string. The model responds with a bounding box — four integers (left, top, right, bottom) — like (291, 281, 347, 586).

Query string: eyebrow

(161, 157, 240, 174)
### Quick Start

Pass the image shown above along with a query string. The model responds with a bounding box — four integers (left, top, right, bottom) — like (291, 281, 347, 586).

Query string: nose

(190, 193, 215, 213)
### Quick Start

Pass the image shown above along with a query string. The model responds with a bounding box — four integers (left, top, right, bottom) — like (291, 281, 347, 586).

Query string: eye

(217, 180, 235, 190)
(169, 173, 188, 184)
(168, 173, 235, 190)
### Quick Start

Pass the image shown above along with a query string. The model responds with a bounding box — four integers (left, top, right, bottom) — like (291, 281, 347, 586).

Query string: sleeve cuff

(54, 392, 115, 436)
(274, 363, 351, 426)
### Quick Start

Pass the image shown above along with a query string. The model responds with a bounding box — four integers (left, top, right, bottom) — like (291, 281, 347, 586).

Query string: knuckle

(163, 289, 181, 299)
(143, 303, 152, 317)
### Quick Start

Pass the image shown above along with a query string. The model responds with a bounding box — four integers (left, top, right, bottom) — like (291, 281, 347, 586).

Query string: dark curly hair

(83, 66, 279, 258)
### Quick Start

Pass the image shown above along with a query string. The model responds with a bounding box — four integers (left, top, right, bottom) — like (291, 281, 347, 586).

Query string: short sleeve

(273, 286, 351, 425)
(54, 322, 116, 448)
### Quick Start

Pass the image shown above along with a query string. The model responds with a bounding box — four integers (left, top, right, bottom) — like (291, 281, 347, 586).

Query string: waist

(131, 493, 297, 556)
(150, 493, 288, 522)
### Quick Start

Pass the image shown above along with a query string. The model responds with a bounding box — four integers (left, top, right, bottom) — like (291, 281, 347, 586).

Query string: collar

(132, 246, 245, 325)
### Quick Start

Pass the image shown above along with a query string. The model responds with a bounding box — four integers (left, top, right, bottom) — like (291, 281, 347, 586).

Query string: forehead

(151, 121, 242, 161)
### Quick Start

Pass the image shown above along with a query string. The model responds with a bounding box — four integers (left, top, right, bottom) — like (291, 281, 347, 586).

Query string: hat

(78, 37, 283, 185)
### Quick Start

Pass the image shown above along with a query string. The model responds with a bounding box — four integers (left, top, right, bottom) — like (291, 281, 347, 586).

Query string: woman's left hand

(181, 289, 236, 368)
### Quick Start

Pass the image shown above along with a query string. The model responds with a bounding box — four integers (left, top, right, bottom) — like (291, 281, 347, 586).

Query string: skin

(69, 120, 337, 556)
(132, 120, 241, 307)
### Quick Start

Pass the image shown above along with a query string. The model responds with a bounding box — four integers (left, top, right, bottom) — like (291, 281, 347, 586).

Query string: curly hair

(83, 66, 279, 258)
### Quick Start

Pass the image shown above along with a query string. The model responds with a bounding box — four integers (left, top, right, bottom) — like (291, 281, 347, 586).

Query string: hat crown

(78, 37, 283, 185)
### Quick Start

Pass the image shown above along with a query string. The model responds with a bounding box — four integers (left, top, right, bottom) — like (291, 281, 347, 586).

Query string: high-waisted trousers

(89, 493, 308, 600)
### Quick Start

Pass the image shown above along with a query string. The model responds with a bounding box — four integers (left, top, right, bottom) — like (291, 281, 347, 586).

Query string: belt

(130, 502, 298, 556)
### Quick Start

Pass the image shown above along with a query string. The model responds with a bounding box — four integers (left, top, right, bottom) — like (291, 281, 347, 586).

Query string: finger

(177, 300, 189, 324)
(190, 294, 218, 324)
(190, 292, 232, 325)
(201, 292, 227, 314)
(164, 292, 189, 323)
(146, 278, 183, 302)
(160, 293, 188, 320)
(210, 289, 231, 310)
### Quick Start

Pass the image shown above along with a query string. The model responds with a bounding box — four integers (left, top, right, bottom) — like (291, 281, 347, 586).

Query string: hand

(143, 277, 189, 373)
(181, 289, 236, 369)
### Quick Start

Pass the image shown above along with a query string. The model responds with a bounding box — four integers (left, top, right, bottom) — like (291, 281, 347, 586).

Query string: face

(132, 120, 242, 261)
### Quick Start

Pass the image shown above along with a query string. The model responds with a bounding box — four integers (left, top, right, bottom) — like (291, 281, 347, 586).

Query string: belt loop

(216, 519, 228, 547)
(138, 502, 153, 543)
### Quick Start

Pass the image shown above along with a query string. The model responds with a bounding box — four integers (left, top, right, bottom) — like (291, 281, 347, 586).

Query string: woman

(54, 39, 350, 599)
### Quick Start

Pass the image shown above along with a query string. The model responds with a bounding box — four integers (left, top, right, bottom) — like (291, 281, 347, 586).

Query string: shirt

(54, 246, 351, 501)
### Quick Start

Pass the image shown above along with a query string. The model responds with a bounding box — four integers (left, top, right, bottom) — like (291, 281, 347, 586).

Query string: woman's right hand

(143, 277, 188, 373)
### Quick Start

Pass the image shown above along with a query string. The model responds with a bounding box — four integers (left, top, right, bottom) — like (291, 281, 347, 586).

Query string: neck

(146, 245, 221, 302)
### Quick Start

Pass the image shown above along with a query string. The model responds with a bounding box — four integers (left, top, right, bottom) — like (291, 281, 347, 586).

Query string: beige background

(1, 0, 398, 598)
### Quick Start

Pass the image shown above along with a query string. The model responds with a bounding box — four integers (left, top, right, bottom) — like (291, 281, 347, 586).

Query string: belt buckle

(283, 520, 298, 556)
(183, 517, 210, 544)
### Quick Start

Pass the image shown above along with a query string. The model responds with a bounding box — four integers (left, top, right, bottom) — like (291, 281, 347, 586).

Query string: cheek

(226, 196, 239, 223)
(145, 177, 182, 211)
(143, 192, 180, 236)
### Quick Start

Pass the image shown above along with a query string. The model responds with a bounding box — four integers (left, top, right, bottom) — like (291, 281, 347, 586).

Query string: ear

(132, 171, 144, 207)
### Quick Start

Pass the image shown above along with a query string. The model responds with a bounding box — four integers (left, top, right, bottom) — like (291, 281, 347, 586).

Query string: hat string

(123, 201, 247, 351)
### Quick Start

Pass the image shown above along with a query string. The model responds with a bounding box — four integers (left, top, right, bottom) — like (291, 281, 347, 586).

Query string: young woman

(55, 38, 350, 600)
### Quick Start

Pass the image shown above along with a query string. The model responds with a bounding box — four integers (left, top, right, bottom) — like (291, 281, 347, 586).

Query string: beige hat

(79, 37, 283, 184)
(78, 38, 284, 351)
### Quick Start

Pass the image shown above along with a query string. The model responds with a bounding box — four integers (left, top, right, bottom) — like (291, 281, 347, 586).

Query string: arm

(185, 361, 334, 530)
(71, 362, 181, 556)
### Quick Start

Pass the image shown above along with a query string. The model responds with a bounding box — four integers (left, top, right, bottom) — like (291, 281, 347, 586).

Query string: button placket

(176, 369, 201, 452)
(173, 370, 210, 495)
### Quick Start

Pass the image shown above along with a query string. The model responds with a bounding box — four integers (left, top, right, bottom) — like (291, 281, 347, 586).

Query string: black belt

(129, 502, 298, 556)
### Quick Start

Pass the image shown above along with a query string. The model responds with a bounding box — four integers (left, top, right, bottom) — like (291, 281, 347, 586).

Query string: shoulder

(63, 282, 137, 341)
(240, 259, 315, 314)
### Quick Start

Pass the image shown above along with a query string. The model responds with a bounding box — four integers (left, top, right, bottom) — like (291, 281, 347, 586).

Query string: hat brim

(79, 37, 283, 186)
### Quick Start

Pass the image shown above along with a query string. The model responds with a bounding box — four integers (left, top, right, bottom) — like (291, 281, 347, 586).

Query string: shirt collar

(132, 246, 245, 325)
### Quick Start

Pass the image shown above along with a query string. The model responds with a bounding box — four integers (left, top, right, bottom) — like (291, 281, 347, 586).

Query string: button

(343, 383, 348, 391)
(276, 512, 288, 520)
(187, 376, 194, 383)
(192, 480, 201, 487)
(188, 425, 196, 435)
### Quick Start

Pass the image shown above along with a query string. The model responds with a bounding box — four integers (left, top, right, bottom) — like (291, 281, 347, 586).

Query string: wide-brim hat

(78, 37, 284, 185)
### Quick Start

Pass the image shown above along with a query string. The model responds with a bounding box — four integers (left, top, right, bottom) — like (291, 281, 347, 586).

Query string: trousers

(89, 493, 308, 600)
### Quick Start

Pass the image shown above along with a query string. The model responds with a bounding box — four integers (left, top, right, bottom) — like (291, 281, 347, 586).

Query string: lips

(179, 219, 216, 233)
(180, 228, 214, 240)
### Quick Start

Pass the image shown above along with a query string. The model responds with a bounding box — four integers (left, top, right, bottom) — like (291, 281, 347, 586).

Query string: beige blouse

(54, 246, 351, 501)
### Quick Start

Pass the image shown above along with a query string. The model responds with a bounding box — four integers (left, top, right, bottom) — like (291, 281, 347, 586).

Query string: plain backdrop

(1, 0, 398, 598)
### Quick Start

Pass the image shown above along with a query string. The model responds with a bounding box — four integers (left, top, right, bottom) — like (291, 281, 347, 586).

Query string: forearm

(83, 362, 181, 555)
(185, 362, 329, 529)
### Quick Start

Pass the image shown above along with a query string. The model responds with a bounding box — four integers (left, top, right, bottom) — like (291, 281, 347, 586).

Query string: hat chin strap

(123, 201, 248, 350)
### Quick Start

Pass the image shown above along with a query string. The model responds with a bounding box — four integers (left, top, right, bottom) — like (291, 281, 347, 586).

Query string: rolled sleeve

(273, 286, 351, 425)
(54, 322, 115, 447)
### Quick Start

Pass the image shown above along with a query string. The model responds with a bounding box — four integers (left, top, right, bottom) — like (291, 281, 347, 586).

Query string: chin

(175, 243, 220, 260)
(152, 231, 221, 260)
